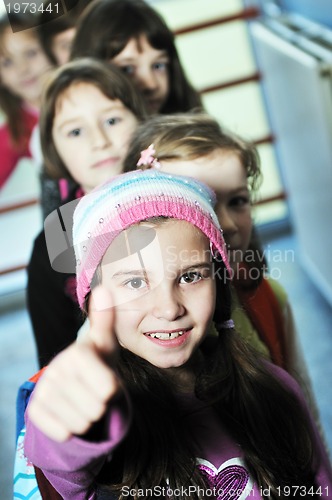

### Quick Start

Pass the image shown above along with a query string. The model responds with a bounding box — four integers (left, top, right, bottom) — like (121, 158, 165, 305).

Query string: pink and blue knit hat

(73, 169, 231, 309)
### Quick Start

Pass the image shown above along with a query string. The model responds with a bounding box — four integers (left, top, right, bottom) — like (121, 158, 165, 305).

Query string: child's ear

(44, 198, 80, 273)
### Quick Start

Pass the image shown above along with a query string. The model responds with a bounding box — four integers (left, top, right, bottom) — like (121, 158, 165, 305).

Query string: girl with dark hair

(34, 0, 92, 218)
(27, 58, 147, 368)
(37, 0, 92, 66)
(0, 13, 52, 188)
(70, 0, 203, 115)
(23, 169, 331, 498)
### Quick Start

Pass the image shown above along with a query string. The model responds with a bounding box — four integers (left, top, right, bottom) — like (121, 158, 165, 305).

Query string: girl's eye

(106, 117, 121, 126)
(180, 271, 202, 284)
(119, 65, 135, 76)
(68, 128, 81, 137)
(125, 278, 147, 290)
(153, 61, 168, 71)
(26, 49, 39, 59)
(229, 196, 250, 208)
(0, 57, 13, 68)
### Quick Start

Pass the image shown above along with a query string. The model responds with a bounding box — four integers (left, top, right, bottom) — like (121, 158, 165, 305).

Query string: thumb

(86, 285, 118, 357)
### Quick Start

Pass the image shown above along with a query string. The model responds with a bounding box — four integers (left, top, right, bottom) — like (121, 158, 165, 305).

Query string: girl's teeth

(149, 331, 185, 340)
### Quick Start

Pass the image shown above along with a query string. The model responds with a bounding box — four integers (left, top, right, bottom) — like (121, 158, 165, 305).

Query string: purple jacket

(24, 364, 332, 499)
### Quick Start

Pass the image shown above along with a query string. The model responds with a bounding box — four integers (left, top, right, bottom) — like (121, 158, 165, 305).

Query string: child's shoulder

(16, 368, 47, 440)
(264, 275, 288, 311)
(265, 360, 302, 399)
(0, 108, 6, 126)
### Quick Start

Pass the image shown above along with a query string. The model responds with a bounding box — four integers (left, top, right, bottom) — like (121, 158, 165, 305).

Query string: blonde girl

(122, 112, 325, 437)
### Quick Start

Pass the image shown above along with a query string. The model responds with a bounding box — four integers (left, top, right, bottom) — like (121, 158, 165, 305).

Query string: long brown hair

(70, 0, 202, 113)
(39, 57, 148, 180)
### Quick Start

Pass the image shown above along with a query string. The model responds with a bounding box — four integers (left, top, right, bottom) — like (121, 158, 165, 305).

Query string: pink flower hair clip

(136, 144, 161, 169)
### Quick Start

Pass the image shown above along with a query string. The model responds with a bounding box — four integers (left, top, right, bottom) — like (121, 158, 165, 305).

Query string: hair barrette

(216, 319, 235, 330)
(136, 144, 161, 169)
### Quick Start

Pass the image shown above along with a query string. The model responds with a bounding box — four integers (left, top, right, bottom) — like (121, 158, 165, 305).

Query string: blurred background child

(27, 58, 147, 367)
(123, 112, 324, 431)
(34, 0, 92, 218)
(71, 0, 203, 115)
(37, 0, 92, 66)
(0, 13, 52, 189)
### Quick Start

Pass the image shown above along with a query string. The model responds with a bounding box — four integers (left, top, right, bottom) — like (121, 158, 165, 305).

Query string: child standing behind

(27, 58, 147, 367)
(37, 0, 92, 66)
(123, 113, 322, 422)
(0, 13, 52, 188)
(35, 0, 93, 217)
(24, 170, 332, 498)
(70, 0, 202, 115)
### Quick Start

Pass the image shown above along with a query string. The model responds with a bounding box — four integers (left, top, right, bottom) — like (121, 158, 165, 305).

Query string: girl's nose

(135, 67, 158, 92)
(91, 125, 110, 149)
(151, 286, 185, 322)
(217, 207, 237, 237)
(18, 57, 30, 76)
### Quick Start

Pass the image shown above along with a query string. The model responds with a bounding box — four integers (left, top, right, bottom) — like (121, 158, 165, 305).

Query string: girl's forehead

(55, 82, 110, 107)
(103, 220, 210, 271)
(158, 149, 238, 172)
(0, 28, 38, 56)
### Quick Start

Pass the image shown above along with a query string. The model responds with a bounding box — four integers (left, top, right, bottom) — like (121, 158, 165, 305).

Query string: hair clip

(136, 144, 161, 169)
(216, 319, 235, 330)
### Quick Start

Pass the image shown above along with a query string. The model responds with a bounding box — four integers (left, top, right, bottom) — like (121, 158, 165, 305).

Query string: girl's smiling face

(100, 219, 216, 370)
(0, 27, 52, 107)
(52, 82, 139, 193)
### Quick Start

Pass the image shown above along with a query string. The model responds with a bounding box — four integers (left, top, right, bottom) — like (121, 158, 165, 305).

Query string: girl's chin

(148, 357, 191, 370)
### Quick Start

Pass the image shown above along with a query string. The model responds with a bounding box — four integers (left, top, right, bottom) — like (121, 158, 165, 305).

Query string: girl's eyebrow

(229, 186, 249, 193)
(115, 51, 169, 63)
(111, 269, 147, 279)
(180, 262, 212, 273)
(218, 185, 249, 195)
(110, 262, 211, 279)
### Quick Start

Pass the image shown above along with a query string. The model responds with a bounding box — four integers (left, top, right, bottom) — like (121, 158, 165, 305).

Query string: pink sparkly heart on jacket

(198, 457, 253, 499)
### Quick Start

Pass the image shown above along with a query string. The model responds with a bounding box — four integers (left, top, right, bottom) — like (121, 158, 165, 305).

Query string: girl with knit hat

(23, 169, 331, 498)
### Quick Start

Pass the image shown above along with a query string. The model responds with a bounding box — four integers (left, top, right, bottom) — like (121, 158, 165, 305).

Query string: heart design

(197, 457, 253, 500)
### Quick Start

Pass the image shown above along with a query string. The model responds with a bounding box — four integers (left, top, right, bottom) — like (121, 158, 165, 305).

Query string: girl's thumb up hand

(27, 286, 122, 442)
(86, 285, 119, 360)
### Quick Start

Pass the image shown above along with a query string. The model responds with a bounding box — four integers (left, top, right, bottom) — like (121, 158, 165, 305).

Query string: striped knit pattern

(73, 170, 231, 308)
